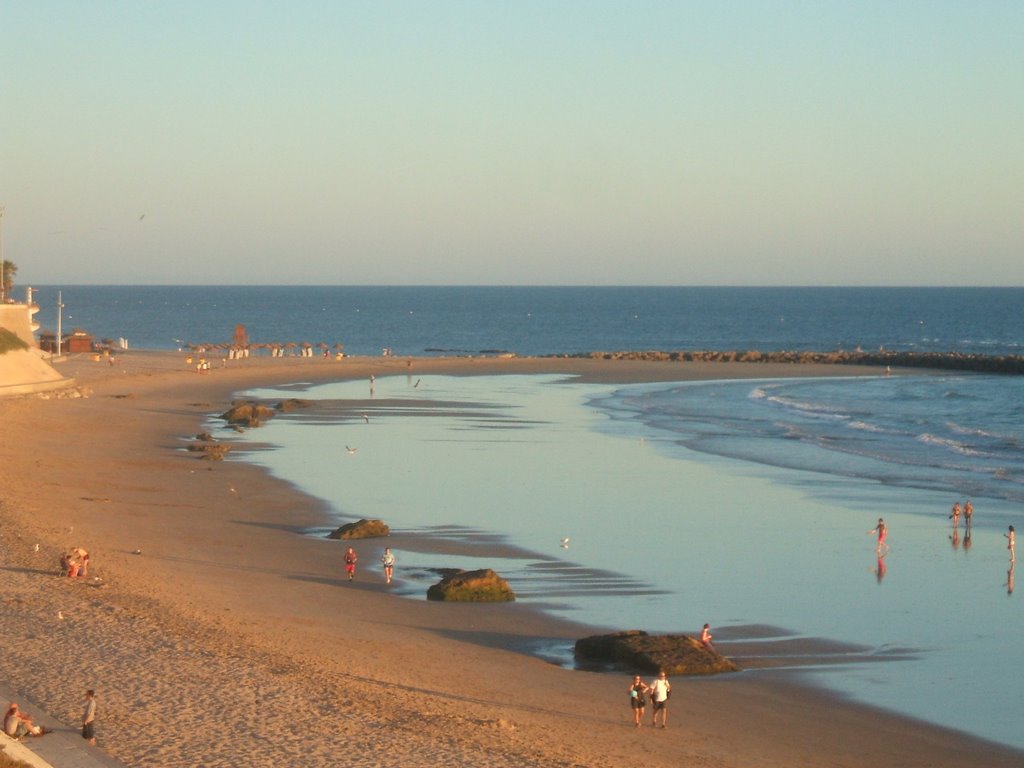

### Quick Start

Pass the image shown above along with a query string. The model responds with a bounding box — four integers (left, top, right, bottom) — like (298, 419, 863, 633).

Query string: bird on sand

(362, 413, 369, 423)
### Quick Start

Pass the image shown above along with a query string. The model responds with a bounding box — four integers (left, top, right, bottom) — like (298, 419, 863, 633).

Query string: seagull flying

(560, 537, 570, 549)
(346, 446, 358, 455)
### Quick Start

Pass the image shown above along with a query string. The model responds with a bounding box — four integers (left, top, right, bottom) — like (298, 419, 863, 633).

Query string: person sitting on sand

(4, 703, 28, 738)
(628, 676, 649, 727)
(62, 550, 81, 578)
(72, 547, 90, 578)
(4, 703, 46, 739)
(700, 623, 715, 651)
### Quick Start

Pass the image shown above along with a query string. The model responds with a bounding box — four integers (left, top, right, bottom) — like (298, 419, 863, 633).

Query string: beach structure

(0, 290, 72, 396)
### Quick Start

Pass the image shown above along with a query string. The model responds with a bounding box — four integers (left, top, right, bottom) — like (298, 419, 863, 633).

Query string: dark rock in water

(426, 568, 516, 602)
(574, 630, 739, 676)
(276, 398, 312, 413)
(327, 518, 391, 540)
(220, 401, 276, 427)
(195, 431, 214, 442)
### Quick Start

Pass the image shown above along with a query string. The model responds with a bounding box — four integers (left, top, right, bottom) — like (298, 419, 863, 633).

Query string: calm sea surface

(31, 286, 1024, 748)
(28, 285, 1024, 357)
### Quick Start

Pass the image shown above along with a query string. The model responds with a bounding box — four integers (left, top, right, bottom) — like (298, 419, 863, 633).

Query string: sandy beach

(1, 351, 1020, 768)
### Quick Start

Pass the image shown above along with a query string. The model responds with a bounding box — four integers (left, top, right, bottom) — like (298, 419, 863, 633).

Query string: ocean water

(27, 285, 1024, 357)
(228, 370, 1024, 751)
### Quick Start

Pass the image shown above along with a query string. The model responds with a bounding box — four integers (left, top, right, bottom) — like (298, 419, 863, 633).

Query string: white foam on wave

(916, 432, 989, 458)
(847, 420, 889, 434)
(764, 393, 850, 420)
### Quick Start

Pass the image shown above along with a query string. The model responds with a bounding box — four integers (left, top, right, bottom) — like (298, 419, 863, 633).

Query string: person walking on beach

(868, 518, 889, 555)
(82, 689, 96, 745)
(649, 671, 671, 728)
(964, 500, 974, 529)
(381, 547, 395, 584)
(1005, 526, 1015, 563)
(950, 502, 962, 529)
(628, 676, 649, 727)
(344, 547, 358, 581)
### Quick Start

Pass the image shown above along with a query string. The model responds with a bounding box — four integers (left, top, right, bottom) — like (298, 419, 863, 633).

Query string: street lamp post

(0, 204, 6, 303)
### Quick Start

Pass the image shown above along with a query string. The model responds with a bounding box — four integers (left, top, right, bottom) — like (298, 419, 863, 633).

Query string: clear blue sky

(2, 1, 1021, 286)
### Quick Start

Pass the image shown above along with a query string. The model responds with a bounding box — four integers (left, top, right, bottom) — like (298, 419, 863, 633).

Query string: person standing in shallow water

(950, 502, 962, 529)
(964, 500, 974, 529)
(344, 547, 358, 581)
(868, 518, 889, 554)
(628, 676, 649, 727)
(1005, 526, 1015, 563)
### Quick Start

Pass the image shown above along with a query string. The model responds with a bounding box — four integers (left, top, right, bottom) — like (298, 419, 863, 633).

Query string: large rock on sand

(220, 401, 277, 427)
(327, 519, 391, 540)
(574, 630, 739, 676)
(426, 568, 516, 602)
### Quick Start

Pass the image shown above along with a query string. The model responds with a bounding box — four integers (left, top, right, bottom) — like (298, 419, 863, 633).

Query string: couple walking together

(629, 671, 671, 728)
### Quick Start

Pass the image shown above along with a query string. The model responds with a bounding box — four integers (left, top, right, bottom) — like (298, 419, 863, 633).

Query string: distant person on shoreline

(344, 547, 358, 581)
(950, 502, 962, 528)
(628, 675, 649, 727)
(649, 671, 671, 728)
(868, 518, 889, 555)
(1005, 526, 1015, 563)
(964, 500, 973, 528)
(381, 547, 395, 584)
(82, 689, 96, 745)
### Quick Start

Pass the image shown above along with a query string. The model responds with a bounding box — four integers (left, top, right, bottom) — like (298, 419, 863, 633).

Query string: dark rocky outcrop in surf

(574, 630, 739, 676)
(220, 401, 277, 427)
(544, 349, 1024, 374)
(426, 568, 516, 602)
(327, 518, 391, 540)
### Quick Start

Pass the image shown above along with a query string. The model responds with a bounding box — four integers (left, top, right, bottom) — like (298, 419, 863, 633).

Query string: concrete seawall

(0, 303, 74, 396)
